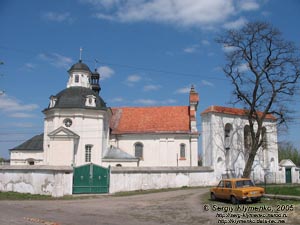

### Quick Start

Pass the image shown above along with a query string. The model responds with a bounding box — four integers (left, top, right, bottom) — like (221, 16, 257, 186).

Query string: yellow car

(210, 178, 265, 204)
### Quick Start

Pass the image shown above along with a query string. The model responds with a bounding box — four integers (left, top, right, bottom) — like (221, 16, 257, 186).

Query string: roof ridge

(111, 105, 188, 109)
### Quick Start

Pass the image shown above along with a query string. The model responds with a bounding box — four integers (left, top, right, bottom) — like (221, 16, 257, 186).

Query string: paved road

(0, 188, 299, 225)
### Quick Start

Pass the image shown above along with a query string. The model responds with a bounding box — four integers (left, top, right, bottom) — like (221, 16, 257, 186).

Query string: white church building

(10, 59, 199, 168)
(201, 106, 280, 183)
(3, 59, 297, 196)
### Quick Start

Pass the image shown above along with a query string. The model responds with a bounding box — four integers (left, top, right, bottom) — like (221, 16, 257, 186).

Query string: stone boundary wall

(109, 166, 216, 193)
(0, 165, 73, 197)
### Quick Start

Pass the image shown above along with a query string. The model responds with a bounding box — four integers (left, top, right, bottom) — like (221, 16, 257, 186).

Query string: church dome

(68, 60, 91, 73)
(47, 87, 107, 110)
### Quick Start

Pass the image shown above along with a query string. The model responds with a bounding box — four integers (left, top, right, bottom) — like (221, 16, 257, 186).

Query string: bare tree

(216, 21, 300, 178)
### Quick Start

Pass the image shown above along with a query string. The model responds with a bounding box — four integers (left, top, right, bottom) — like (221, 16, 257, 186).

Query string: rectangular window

(180, 144, 186, 159)
(85, 145, 92, 162)
(75, 75, 79, 83)
(135, 143, 143, 159)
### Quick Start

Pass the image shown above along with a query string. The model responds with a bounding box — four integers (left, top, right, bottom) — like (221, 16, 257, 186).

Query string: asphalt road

(0, 188, 299, 225)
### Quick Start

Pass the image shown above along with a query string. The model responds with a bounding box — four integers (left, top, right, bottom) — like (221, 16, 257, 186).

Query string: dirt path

(0, 188, 299, 225)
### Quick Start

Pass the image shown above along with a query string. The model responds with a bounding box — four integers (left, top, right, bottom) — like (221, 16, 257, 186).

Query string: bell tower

(91, 69, 101, 94)
(189, 85, 199, 132)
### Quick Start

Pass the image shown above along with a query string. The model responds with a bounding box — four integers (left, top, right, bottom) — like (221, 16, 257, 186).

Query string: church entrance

(73, 163, 110, 194)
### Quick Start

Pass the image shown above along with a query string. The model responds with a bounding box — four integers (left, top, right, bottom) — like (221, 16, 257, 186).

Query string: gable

(110, 106, 190, 134)
(48, 126, 79, 138)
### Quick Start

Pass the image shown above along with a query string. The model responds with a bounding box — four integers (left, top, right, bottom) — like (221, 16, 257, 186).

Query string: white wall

(202, 112, 279, 183)
(102, 161, 138, 167)
(10, 151, 44, 165)
(43, 108, 110, 167)
(109, 167, 216, 193)
(276, 166, 300, 184)
(0, 165, 73, 197)
(110, 133, 198, 167)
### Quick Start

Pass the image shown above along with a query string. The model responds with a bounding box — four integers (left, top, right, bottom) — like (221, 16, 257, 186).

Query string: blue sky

(0, 0, 300, 159)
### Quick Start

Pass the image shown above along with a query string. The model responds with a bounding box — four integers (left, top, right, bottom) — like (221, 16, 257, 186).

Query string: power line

(0, 45, 227, 81)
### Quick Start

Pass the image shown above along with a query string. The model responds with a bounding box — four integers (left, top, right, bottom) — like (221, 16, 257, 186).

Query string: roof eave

(111, 130, 192, 135)
(102, 158, 139, 162)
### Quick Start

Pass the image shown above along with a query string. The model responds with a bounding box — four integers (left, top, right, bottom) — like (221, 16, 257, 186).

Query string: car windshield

(235, 180, 254, 188)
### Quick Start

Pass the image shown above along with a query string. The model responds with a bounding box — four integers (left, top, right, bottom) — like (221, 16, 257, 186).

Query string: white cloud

(175, 87, 191, 94)
(42, 11, 73, 23)
(134, 99, 158, 105)
(237, 63, 249, 73)
(0, 94, 39, 112)
(82, 0, 238, 29)
(10, 122, 37, 128)
(222, 45, 238, 53)
(201, 80, 215, 87)
(127, 74, 141, 82)
(39, 53, 73, 69)
(201, 40, 210, 46)
(134, 98, 177, 105)
(183, 45, 199, 53)
(124, 74, 142, 86)
(94, 13, 115, 21)
(81, 0, 264, 29)
(223, 17, 247, 29)
(162, 99, 177, 104)
(24, 63, 36, 71)
(143, 84, 161, 91)
(98, 66, 115, 79)
(9, 113, 35, 118)
(110, 97, 124, 103)
(239, 0, 260, 11)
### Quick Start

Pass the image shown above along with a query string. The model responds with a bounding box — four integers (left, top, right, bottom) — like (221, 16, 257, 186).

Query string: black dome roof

(47, 87, 107, 110)
(68, 60, 91, 73)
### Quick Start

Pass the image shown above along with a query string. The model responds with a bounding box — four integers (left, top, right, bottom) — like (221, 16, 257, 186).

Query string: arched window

(134, 142, 143, 159)
(180, 144, 186, 159)
(244, 125, 252, 160)
(262, 127, 267, 150)
(244, 125, 251, 150)
(224, 123, 233, 150)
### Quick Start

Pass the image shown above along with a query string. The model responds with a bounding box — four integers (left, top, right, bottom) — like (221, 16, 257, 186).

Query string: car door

(214, 181, 225, 199)
(223, 180, 233, 200)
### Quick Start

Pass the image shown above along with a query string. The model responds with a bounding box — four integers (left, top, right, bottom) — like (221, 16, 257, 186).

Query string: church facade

(10, 60, 199, 168)
(201, 106, 280, 183)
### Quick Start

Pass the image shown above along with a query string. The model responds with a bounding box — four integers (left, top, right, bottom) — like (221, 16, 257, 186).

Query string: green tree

(216, 21, 300, 178)
(278, 141, 300, 166)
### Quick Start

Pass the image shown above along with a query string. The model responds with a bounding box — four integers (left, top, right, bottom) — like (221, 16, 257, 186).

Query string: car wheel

(231, 196, 239, 205)
(211, 193, 216, 201)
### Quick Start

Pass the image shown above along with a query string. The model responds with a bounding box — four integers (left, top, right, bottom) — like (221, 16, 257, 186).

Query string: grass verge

(264, 184, 300, 196)
(0, 192, 53, 200)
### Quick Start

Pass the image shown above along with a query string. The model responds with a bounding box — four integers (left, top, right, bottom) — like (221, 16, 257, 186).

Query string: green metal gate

(73, 164, 110, 194)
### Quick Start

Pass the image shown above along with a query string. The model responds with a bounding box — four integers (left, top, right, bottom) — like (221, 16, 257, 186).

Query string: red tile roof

(201, 105, 276, 120)
(110, 106, 191, 134)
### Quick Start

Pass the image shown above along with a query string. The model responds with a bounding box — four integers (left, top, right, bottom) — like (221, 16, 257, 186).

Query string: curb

(264, 194, 300, 201)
